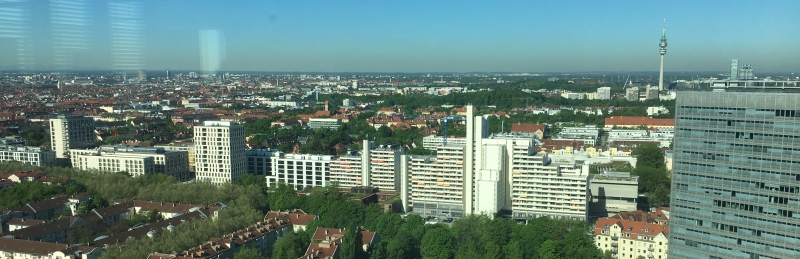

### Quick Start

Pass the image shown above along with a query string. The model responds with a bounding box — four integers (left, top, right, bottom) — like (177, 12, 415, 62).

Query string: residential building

(0, 238, 104, 259)
(71, 153, 155, 177)
(50, 115, 95, 159)
(246, 149, 276, 175)
(645, 86, 660, 100)
(589, 172, 639, 218)
(156, 143, 195, 172)
(299, 227, 379, 259)
(194, 121, 246, 185)
(554, 126, 599, 146)
(421, 135, 468, 150)
(669, 90, 800, 259)
(308, 118, 342, 129)
(509, 123, 546, 140)
(605, 116, 675, 129)
(330, 150, 366, 188)
(0, 145, 56, 166)
(510, 152, 590, 221)
(369, 144, 404, 191)
(266, 152, 334, 190)
(342, 99, 357, 107)
(594, 216, 669, 259)
(148, 210, 315, 259)
(597, 87, 611, 100)
(647, 106, 670, 116)
(408, 145, 466, 217)
(625, 87, 639, 101)
(70, 145, 190, 180)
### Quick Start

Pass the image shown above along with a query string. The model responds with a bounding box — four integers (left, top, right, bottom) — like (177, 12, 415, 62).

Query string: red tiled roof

(594, 217, 669, 239)
(510, 123, 546, 133)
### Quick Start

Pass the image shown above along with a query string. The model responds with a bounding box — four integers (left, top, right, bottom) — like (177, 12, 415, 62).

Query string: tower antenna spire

(662, 19, 666, 35)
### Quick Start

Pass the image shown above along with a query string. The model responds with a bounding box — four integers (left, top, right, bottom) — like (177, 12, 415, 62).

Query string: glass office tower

(670, 90, 800, 259)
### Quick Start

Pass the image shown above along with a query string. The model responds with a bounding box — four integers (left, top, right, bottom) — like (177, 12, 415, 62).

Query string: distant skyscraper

(658, 19, 668, 91)
(670, 90, 800, 259)
(194, 121, 246, 185)
(730, 59, 739, 80)
(50, 115, 95, 159)
(138, 70, 147, 81)
(166, 70, 170, 80)
(597, 87, 611, 100)
(739, 64, 755, 80)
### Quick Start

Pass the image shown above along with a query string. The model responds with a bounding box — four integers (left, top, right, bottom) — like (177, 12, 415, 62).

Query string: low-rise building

(0, 238, 104, 259)
(308, 118, 342, 129)
(299, 227, 379, 259)
(589, 172, 639, 218)
(594, 211, 670, 259)
(0, 145, 56, 166)
(71, 145, 190, 180)
(148, 210, 315, 259)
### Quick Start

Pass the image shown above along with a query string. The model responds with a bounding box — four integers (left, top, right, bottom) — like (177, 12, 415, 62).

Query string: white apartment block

(329, 140, 404, 191)
(50, 115, 95, 159)
(408, 145, 467, 218)
(329, 151, 365, 188)
(398, 105, 591, 220)
(421, 135, 468, 150)
(594, 217, 669, 259)
(555, 126, 599, 146)
(194, 121, 246, 185)
(0, 145, 56, 166)
(369, 144, 404, 191)
(69, 146, 190, 180)
(266, 152, 334, 190)
(71, 152, 155, 176)
(597, 87, 611, 100)
(510, 153, 589, 221)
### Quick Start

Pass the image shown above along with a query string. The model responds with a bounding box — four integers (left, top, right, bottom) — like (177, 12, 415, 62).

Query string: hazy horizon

(1, 0, 799, 73)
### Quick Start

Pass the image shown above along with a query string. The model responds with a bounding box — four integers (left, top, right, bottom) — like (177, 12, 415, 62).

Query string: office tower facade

(597, 87, 612, 100)
(670, 91, 800, 259)
(266, 152, 334, 190)
(194, 121, 246, 184)
(730, 59, 739, 80)
(50, 115, 95, 159)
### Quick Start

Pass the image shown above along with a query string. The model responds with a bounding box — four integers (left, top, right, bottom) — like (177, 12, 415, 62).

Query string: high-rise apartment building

(50, 115, 95, 159)
(626, 87, 640, 102)
(194, 121, 246, 184)
(597, 86, 612, 100)
(670, 90, 800, 259)
(329, 140, 405, 191)
(408, 145, 467, 217)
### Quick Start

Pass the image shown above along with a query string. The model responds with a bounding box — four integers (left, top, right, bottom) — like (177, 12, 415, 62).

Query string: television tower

(658, 19, 667, 91)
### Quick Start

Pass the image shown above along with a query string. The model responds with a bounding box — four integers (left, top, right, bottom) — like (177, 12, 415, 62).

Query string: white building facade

(266, 152, 334, 190)
(194, 121, 246, 184)
(50, 115, 95, 159)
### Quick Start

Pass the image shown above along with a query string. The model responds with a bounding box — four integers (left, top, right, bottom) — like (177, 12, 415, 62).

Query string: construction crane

(441, 116, 465, 145)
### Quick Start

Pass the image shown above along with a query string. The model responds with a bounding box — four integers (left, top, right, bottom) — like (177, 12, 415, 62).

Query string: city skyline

(0, 1, 798, 73)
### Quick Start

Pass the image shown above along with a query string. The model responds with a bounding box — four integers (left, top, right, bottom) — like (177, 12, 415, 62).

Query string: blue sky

(1, 0, 799, 72)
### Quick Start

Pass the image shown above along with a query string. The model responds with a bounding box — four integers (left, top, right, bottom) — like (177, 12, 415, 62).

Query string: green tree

(503, 241, 524, 259)
(537, 239, 563, 259)
(634, 143, 665, 169)
(341, 225, 367, 259)
(421, 227, 453, 259)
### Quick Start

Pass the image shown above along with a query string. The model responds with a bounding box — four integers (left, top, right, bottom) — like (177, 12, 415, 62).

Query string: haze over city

(1, 0, 799, 72)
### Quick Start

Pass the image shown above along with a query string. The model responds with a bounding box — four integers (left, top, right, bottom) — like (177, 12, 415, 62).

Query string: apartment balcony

(611, 241, 618, 247)
(647, 253, 654, 258)
(611, 236, 618, 240)
(647, 246, 654, 251)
